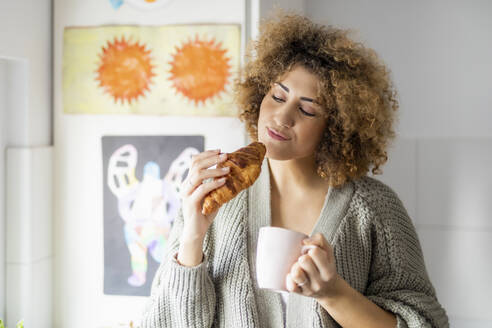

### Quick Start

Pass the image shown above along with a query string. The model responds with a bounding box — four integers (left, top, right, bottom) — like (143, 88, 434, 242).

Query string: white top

(279, 291, 289, 326)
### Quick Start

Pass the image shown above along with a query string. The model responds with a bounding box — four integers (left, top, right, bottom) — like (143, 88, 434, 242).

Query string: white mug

(256, 226, 316, 292)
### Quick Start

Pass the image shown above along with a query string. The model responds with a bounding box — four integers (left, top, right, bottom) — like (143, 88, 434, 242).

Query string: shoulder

(348, 176, 411, 225)
(351, 178, 427, 278)
(352, 176, 400, 204)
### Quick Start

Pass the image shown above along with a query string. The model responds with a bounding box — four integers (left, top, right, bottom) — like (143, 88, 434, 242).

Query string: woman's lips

(267, 127, 289, 141)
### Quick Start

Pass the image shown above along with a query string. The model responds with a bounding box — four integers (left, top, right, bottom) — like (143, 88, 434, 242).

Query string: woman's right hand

(179, 149, 230, 242)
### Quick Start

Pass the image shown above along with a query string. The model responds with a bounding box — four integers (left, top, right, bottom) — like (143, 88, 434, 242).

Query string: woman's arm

(347, 179, 448, 327)
(316, 276, 396, 328)
(286, 234, 397, 328)
(139, 208, 216, 328)
(286, 199, 448, 328)
(141, 150, 231, 327)
(177, 236, 205, 266)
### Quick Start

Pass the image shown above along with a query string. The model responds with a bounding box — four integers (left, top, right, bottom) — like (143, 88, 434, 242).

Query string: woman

(140, 13, 449, 328)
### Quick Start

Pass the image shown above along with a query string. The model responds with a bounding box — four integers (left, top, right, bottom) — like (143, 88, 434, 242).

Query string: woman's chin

(264, 147, 293, 161)
(259, 135, 292, 160)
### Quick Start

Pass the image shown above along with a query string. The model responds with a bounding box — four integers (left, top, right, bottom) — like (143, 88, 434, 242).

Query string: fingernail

(219, 177, 226, 182)
(220, 153, 227, 159)
(222, 167, 230, 172)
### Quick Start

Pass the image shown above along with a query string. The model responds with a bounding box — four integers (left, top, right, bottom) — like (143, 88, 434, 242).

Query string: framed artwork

(102, 135, 204, 296)
(63, 24, 240, 116)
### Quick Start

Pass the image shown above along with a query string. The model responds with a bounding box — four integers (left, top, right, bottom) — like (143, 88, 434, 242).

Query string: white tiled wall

(372, 137, 418, 223)
(449, 316, 492, 328)
(6, 259, 53, 328)
(417, 228, 492, 321)
(417, 139, 492, 229)
(416, 138, 492, 326)
(377, 138, 492, 326)
(6, 147, 53, 328)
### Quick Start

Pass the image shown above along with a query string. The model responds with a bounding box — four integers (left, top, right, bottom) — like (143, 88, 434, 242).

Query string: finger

(184, 158, 228, 196)
(289, 262, 309, 287)
(182, 150, 221, 196)
(298, 254, 321, 281)
(192, 152, 228, 172)
(180, 178, 194, 198)
(303, 233, 329, 251)
(190, 177, 227, 209)
(300, 244, 317, 255)
(286, 273, 301, 293)
(190, 149, 221, 167)
(196, 167, 230, 183)
(305, 245, 332, 281)
(181, 174, 201, 197)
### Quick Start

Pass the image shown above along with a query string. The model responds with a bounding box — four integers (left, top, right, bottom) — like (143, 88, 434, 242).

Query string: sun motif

(96, 36, 155, 104)
(168, 35, 231, 105)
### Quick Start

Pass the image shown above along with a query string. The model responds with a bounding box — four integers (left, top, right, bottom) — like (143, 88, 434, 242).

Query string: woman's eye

(272, 95, 284, 102)
(299, 107, 316, 117)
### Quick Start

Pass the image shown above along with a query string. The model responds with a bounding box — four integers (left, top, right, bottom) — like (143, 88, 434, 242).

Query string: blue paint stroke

(110, 0, 124, 10)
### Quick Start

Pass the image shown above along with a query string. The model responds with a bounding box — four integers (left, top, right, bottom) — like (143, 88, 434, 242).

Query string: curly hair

(234, 12, 399, 187)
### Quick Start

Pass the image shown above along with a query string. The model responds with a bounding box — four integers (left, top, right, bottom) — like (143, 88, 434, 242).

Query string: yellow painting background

(63, 25, 240, 116)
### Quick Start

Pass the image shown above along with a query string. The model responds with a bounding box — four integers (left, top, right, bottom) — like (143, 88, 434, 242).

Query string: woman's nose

(274, 103, 295, 128)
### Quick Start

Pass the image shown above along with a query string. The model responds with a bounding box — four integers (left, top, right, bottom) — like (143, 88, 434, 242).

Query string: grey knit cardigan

(140, 159, 449, 328)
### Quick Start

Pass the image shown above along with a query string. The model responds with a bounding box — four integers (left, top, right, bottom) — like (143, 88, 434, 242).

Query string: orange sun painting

(96, 36, 156, 104)
(168, 35, 231, 105)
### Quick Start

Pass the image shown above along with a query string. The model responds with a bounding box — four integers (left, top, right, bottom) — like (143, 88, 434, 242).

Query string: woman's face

(258, 65, 327, 161)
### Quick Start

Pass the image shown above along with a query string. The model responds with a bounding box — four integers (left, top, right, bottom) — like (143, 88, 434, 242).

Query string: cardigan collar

(247, 157, 355, 327)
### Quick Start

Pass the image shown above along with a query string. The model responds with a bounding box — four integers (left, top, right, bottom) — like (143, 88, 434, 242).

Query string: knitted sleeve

(139, 207, 216, 328)
(364, 182, 449, 328)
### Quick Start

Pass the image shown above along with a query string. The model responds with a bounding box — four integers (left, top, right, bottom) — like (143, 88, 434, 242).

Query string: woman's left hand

(285, 233, 341, 300)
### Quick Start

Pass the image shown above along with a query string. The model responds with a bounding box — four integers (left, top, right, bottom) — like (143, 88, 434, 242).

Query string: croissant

(202, 141, 266, 215)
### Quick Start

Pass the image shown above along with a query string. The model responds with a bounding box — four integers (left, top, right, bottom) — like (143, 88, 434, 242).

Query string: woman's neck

(267, 157, 328, 197)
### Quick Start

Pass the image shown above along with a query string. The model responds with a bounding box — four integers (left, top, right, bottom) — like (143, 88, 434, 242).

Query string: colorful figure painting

(102, 135, 204, 296)
(63, 25, 240, 116)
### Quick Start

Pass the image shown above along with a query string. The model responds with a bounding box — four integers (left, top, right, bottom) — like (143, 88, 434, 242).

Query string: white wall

(307, 0, 492, 326)
(307, 0, 492, 139)
(0, 58, 7, 323)
(250, 0, 306, 40)
(53, 0, 247, 327)
(0, 0, 52, 325)
(0, 1, 53, 146)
